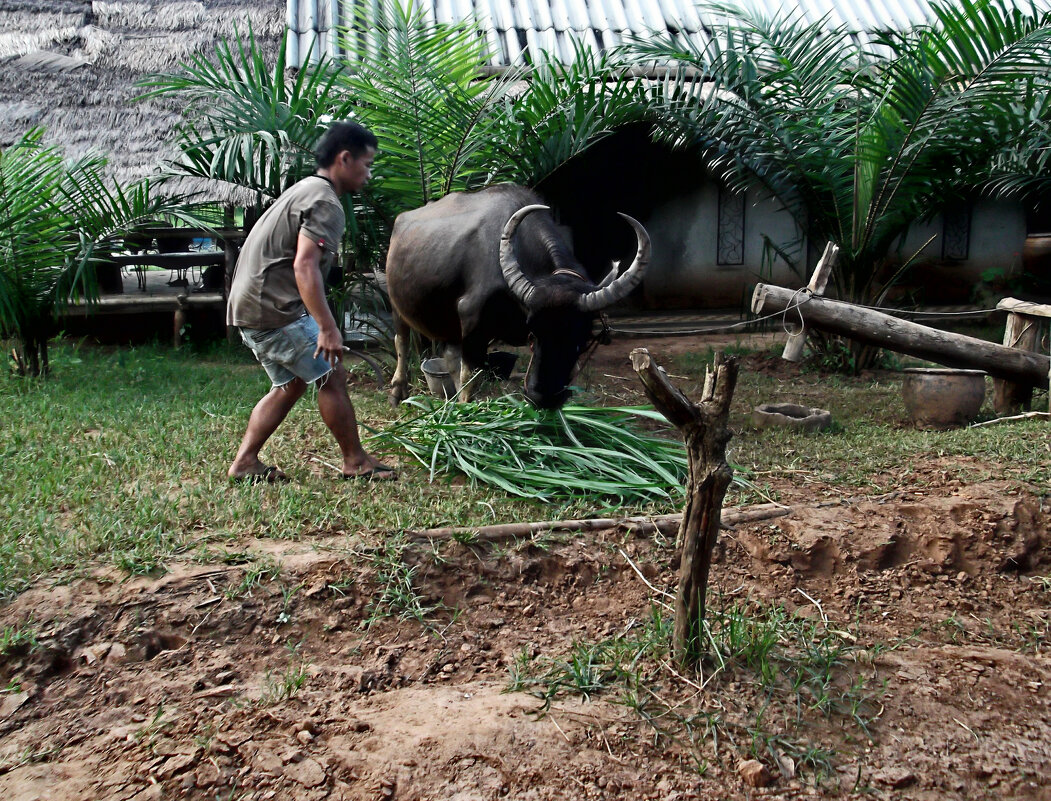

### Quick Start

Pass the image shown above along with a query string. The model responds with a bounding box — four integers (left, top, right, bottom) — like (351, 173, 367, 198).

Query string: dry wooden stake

(404, 503, 790, 542)
(630, 347, 738, 670)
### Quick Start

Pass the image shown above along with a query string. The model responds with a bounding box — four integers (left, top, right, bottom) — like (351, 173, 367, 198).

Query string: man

(227, 121, 395, 482)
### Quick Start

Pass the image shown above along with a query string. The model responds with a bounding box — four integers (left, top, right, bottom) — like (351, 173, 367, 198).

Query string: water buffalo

(386, 184, 650, 409)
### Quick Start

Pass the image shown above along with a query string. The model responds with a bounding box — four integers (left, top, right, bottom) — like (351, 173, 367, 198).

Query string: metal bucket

(421, 358, 456, 399)
(485, 350, 518, 380)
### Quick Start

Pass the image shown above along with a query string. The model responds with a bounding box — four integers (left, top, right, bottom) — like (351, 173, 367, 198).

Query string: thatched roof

(0, 1, 284, 205)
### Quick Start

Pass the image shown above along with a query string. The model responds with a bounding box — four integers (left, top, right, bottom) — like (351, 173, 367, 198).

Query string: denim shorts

(239, 315, 333, 389)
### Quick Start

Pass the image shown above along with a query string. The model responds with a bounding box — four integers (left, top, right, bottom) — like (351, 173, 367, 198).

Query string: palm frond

(0, 130, 68, 336)
(499, 39, 651, 186)
(336, 0, 519, 209)
(143, 25, 355, 198)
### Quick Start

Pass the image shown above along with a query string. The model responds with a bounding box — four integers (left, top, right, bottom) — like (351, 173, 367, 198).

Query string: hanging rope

(606, 292, 815, 337)
(606, 297, 1004, 339)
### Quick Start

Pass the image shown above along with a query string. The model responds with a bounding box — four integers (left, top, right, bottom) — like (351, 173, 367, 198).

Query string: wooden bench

(61, 292, 225, 347)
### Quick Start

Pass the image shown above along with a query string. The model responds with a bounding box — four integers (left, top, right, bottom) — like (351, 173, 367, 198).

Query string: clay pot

(751, 403, 832, 433)
(901, 368, 986, 429)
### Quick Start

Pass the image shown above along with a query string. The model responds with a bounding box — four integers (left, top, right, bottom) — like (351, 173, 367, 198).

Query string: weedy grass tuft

(259, 645, 310, 706)
(365, 536, 448, 628)
(506, 598, 887, 782)
(225, 556, 282, 599)
(0, 621, 38, 656)
(134, 702, 175, 751)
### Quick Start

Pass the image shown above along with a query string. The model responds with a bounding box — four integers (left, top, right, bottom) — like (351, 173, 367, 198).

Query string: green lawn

(0, 338, 1047, 599)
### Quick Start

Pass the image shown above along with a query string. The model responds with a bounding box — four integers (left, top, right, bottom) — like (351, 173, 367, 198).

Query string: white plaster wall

(642, 182, 803, 309)
(640, 185, 1028, 309)
(888, 198, 1026, 303)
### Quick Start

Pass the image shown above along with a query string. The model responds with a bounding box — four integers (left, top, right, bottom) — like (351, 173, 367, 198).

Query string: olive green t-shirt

(227, 175, 345, 329)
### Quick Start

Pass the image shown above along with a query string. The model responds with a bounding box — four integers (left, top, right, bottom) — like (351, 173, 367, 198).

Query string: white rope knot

(783, 287, 812, 336)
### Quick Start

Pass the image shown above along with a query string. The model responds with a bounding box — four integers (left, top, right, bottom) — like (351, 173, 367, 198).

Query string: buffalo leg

(389, 312, 412, 406)
(458, 338, 488, 402)
(441, 343, 464, 396)
(455, 295, 488, 402)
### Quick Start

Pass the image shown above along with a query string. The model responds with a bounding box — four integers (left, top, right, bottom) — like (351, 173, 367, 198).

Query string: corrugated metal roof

(288, 0, 950, 68)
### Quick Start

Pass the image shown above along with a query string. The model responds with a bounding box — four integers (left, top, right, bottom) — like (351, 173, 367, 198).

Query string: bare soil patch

(2, 334, 1049, 801)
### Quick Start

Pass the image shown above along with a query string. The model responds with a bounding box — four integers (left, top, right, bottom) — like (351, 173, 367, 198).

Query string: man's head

(316, 121, 377, 195)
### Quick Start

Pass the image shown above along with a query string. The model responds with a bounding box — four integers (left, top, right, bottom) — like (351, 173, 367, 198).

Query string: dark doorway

(536, 123, 704, 288)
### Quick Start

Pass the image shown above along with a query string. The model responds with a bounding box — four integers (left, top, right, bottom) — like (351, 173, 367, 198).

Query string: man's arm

(293, 232, 343, 365)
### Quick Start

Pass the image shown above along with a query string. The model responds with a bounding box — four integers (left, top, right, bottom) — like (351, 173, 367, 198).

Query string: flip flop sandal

(340, 466, 397, 481)
(231, 465, 289, 484)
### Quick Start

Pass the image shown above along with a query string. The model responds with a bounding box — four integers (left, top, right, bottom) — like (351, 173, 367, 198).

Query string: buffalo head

(500, 204, 650, 409)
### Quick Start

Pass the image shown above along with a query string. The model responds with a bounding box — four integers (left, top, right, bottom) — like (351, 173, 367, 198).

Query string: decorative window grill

(717, 186, 745, 265)
(942, 204, 971, 261)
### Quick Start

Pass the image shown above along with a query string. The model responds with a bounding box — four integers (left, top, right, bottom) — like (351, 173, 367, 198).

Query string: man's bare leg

(317, 363, 395, 479)
(228, 379, 306, 479)
(315, 363, 395, 477)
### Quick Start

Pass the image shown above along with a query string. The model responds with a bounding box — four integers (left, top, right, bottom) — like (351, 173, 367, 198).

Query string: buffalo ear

(597, 263, 619, 290)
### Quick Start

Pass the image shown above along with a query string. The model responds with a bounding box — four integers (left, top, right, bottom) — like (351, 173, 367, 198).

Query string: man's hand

(314, 323, 344, 366)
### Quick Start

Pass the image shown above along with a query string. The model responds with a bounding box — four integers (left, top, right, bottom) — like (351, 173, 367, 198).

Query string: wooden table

(110, 251, 227, 291)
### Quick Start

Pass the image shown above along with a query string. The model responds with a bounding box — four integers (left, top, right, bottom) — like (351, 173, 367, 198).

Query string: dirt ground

(1, 335, 1049, 801)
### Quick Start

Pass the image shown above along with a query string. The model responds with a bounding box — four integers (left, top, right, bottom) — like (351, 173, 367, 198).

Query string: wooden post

(782, 242, 839, 362)
(223, 228, 241, 345)
(752, 283, 1051, 388)
(993, 298, 1051, 414)
(631, 347, 738, 669)
(174, 295, 187, 348)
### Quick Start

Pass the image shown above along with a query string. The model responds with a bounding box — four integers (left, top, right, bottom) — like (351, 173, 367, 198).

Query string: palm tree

(628, 0, 1051, 368)
(146, 0, 653, 264)
(337, 2, 649, 211)
(0, 129, 192, 376)
(141, 26, 356, 202)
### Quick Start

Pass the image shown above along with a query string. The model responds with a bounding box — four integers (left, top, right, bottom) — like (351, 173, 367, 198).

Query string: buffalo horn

(577, 213, 650, 312)
(500, 204, 549, 308)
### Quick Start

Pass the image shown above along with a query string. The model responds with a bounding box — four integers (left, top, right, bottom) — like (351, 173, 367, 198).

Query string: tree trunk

(630, 348, 738, 669)
(13, 335, 48, 377)
(752, 284, 1050, 387)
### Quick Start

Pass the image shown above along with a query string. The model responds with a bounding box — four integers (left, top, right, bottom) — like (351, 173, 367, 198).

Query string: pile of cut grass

(371, 395, 688, 503)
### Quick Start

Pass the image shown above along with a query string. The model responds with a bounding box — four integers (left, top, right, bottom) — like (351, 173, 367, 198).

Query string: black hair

(315, 121, 377, 167)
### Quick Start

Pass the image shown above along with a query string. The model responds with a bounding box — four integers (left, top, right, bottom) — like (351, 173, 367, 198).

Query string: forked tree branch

(631, 347, 739, 669)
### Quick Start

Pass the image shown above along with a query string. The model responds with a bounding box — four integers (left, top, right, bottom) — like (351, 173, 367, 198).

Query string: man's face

(337, 147, 375, 194)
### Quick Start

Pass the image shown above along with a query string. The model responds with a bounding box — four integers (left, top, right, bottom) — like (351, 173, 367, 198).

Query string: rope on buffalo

(577, 312, 612, 372)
